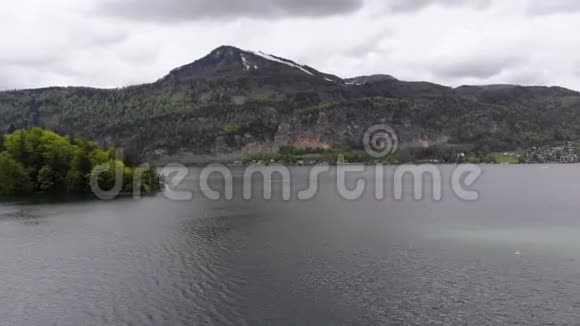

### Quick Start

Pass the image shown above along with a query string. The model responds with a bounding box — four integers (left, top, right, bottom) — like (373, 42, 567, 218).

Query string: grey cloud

(0, 66, 47, 91)
(95, 0, 365, 21)
(90, 32, 128, 48)
(575, 62, 580, 76)
(433, 56, 524, 79)
(503, 68, 547, 87)
(342, 31, 390, 58)
(0, 55, 61, 68)
(387, 0, 490, 12)
(525, 0, 580, 15)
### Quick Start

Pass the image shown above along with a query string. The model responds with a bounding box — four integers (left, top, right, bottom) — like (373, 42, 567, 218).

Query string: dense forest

(0, 128, 161, 197)
(2, 46, 580, 164)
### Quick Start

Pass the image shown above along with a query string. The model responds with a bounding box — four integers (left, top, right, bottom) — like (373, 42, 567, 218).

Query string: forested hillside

(2, 46, 580, 163)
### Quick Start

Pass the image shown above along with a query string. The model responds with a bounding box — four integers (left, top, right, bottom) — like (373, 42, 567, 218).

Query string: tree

(0, 152, 32, 196)
(141, 164, 162, 192)
(65, 169, 85, 193)
(71, 146, 93, 175)
(16, 129, 28, 165)
(0, 127, 160, 197)
(37, 166, 58, 191)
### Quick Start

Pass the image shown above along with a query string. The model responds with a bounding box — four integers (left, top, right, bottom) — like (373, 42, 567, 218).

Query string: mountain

(166, 45, 342, 83)
(345, 74, 398, 85)
(1, 45, 580, 163)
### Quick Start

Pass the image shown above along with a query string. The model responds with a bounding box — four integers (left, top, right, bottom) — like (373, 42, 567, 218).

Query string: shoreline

(177, 161, 580, 168)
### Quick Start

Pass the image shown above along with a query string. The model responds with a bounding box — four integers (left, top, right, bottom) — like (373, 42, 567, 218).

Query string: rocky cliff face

(2, 45, 580, 164)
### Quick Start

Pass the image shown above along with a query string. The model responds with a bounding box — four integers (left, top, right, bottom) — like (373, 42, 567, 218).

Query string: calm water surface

(2, 165, 580, 325)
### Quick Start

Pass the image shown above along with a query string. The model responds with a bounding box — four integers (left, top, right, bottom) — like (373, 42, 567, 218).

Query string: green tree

(37, 166, 58, 191)
(0, 152, 33, 196)
(0, 128, 160, 197)
(16, 129, 28, 165)
(65, 169, 85, 193)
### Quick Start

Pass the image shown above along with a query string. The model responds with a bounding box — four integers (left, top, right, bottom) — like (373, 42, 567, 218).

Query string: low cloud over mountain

(96, 0, 365, 21)
(3, 0, 580, 91)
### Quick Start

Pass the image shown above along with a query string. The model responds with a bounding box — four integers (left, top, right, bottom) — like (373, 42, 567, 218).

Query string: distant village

(519, 142, 580, 164)
(454, 142, 580, 165)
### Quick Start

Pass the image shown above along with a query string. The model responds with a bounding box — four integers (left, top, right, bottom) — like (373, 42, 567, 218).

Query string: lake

(2, 165, 580, 325)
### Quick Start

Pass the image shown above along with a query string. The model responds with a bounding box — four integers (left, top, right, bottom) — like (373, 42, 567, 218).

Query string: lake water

(2, 165, 580, 325)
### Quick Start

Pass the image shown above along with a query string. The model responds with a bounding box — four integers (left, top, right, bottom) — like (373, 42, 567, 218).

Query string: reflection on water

(1, 165, 580, 325)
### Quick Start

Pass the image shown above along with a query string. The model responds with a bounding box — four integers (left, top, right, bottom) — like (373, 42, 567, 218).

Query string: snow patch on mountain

(250, 51, 314, 76)
(240, 54, 260, 71)
(240, 55, 251, 71)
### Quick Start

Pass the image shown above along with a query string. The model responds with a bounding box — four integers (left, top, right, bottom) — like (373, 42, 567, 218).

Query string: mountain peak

(166, 46, 341, 82)
(208, 45, 245, 57)
(345, 74, 398, 85)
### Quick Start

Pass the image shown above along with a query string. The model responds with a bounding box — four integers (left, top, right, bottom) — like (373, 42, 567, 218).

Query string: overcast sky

(2, 0, 580, 90)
